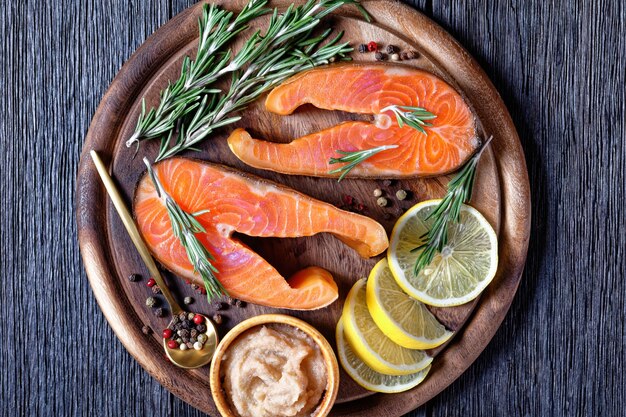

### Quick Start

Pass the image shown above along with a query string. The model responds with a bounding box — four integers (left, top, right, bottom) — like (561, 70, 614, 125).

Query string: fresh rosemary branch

(328, 145, 399, 181)
(411, 136, 493, 276)
(154, 0, 369, 161)
(126, 0, 271, 148)
(143, 158, 227, 302)
(381, 105, 437, 135)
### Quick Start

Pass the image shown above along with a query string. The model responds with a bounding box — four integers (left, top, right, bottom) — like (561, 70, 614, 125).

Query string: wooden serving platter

(76, 1, 531, 416)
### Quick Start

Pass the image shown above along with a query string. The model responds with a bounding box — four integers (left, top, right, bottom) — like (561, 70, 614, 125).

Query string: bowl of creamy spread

(210, 314, 339, 417)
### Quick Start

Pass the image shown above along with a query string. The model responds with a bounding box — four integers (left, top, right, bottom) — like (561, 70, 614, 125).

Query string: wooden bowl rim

(209, 314, 340, 417)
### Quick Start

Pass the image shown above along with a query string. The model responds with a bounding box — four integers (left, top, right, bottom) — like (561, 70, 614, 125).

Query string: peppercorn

(151, 285, 161, 294)
(128, 273, 140, 282)
(396, 189, 408, 200)
(382, 179, 393, 186)
(213, 314, 223, 324)
(145, 297, 157, 308)
(178, 329, 190, 338)
(373, 188, 383, 197)
(190, 284, 199, 291)
(171, 315, 180, 325)
(146, 278, 156, 287)
(358, 43, 368, 53)
(141, 325, 151, 335)
(213, 301, 223, 310)
(167, 340, 178, 349)
(190, 329, 198, 338)
(163, 328, 173, 339)
(375, 52, 386, 61)
(179, 343, 188, 351)
(189, 337, 197, 343)
(196, 324, 207, 333)
(405, 50, 419, 59)
(178, 312, 186, 321)
(226, 296, 236, 306)
(377, 197, 388, 207)
(235, 300, 245, 308)
(155, 308, 166, 317)
(329, 57, 336, 63)
(186, 342, 194, 349)
(193, 341, 203, 351)
(391, 53, 400, 61)
(400, 51, 410, 60)
(184, 296, 194, 305)
(386, 44, 398, 54)
(197, 334, 207, 343)
(367, 41, 377, 52)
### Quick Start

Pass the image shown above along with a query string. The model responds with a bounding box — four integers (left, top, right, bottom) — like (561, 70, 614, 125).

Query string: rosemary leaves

(328, 145, 399, 181)
(411, 136, 493, 276)
(381, 105, 437, 135)
(127, 0, 371, 161)
(143, 158, 227, 301)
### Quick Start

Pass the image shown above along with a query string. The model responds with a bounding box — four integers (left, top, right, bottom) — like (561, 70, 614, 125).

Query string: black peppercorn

(213, 314, 223, 324)
(154, 308, 166, 318)
(375, 52, 386, 61)
(179, 329, 190, 339)
(178, 312, 187, 321)
(405, 50, 419, 60)
(386, 44, 398, 54)
(235, 300, 245, 308)
(171, 316, 180, 325)
(128, 273, 141, 282)
(184, 296, 194, 305)
(141, 325, 151, 335)
(213, 301, 224, 310)
(400, 51, 410, 60)
(226, 297, 236, 306)
(151, 285, 162, 294)
(196, 324, 207, 333)
(358, 43, 368, 53)
(186, 342, 194, 349)
(190, 329, 198, 338)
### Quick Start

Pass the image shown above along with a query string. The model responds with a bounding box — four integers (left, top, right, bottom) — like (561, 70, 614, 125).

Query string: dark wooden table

(2, 1, 624, 416)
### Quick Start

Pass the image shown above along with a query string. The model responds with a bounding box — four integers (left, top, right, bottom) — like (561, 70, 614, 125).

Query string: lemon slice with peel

(388, 199, 498, 307)
(366, 258, 453, 349)
(342, 278, 432, 375)
(336, 317, 431, 393)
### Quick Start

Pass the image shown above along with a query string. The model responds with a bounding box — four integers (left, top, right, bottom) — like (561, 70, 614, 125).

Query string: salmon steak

(133, 158, 388, 310)
(228, 63, 480, 178)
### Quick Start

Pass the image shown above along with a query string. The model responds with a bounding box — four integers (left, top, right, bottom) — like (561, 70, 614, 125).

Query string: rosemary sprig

(143, 158, 227, 302)
(328, 145, 399, 181)
(411, 136, 493, 276)
(155, 0, 369, 161)
(381, 105, 437, 135)
(126, 0, 271, 148)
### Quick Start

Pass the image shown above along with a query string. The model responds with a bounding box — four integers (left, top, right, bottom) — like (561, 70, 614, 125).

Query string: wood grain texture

(1, 1, 624, 417)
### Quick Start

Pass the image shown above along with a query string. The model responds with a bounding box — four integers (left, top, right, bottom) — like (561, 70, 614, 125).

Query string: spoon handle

(90, 150, 182, 315)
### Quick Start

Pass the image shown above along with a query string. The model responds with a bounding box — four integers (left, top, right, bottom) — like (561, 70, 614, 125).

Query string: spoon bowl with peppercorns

(162, 311, 218, 369)
(91, 150, 219, 369)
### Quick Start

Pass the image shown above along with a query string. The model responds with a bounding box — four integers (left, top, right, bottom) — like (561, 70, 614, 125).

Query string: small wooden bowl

(209, 314, 340, 417)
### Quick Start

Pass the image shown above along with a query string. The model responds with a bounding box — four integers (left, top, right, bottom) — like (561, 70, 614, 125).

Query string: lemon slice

(336, 317, 431, 393)
(388, 199, 498, 307)
(342, 278, 432, 375)
(366, 258, 453, 349)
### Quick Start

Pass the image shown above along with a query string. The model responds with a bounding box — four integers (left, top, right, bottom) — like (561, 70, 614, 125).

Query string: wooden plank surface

(1, 0, 624, 416)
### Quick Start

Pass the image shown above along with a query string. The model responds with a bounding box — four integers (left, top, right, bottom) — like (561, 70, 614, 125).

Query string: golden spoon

(90, 150, 217, 369)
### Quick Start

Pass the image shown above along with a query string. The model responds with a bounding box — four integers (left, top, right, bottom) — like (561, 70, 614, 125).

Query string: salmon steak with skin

(133, 158, 388, 310)
(227, 63, 480, 178)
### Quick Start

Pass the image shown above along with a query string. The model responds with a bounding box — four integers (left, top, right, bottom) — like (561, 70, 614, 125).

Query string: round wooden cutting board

(76, 1, 530, 416)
